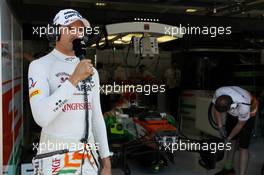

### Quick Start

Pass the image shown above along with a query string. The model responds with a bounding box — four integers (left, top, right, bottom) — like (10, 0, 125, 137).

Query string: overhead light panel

(96, 34, 143, 46)
(100, 35, 117, 41)
(134, 18, 160, 22)
(118, 34, 143, 43)
(113, 40, 128, 44)
(114, 34, 176, 44)
(95, 2, 106, 6)
(186, 8, 197, 13)
(157, 36, 177, 43)
(92, 34, 176, 46)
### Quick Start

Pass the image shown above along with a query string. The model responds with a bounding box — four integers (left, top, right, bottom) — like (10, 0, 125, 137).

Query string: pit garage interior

(0, 0, 264, 175)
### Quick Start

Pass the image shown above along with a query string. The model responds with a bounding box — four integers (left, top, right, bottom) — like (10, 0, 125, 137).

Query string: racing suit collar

(52, 49, 79, 63)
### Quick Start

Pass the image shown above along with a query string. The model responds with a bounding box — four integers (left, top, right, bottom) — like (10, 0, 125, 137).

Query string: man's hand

(219, 126, 227, 139)
(100, 157, 111, 175)
(68, 59, 94, 86)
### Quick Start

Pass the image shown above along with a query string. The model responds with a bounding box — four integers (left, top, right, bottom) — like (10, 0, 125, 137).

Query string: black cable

(124, 36, 142, 68)
(81, 80, 90, 142)
(34, 149, 69, 159)
(124, 36, 133, 66)
(79, 80, 90, 175)
(139, 35, 144, 58)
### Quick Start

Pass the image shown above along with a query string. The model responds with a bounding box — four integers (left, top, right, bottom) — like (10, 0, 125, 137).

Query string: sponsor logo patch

(65, 57, 75, 62)
(29, 77, 37, 89)
(29, 89, 41, 99)
(55, 72, 70, 83)
(62, 102, 92, 112)
(53, 99, 68, 112)
(76, 80, 95, 92)
(52, 158, 61, 175)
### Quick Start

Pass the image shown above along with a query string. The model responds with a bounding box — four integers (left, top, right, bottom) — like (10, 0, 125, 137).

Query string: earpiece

(230, 103, 238, 110)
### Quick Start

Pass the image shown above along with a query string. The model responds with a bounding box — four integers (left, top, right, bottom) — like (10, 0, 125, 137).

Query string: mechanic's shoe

(151, 164, 160, 173)
(214, 168, 235, 175)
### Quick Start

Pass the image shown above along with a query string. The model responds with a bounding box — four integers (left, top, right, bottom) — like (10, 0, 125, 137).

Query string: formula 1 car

(104, 108, 177, 174)
(104, 106, 225, 175)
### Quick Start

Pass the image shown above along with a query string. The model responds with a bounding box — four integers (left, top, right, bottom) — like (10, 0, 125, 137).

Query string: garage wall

(96, 49, 171, 80)
(1, 0, 23, 174)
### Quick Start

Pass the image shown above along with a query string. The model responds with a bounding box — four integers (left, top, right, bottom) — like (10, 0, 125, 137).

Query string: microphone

(72, 38, 92, 81)
(72, 26, 107, 80)
(73, 38, 87, 60)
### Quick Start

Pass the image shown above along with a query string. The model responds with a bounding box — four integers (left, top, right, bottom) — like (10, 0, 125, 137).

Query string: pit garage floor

(112, 136, 264, 175)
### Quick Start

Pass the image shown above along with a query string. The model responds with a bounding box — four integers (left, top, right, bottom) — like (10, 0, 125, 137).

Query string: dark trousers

(226, 114, 255, 149)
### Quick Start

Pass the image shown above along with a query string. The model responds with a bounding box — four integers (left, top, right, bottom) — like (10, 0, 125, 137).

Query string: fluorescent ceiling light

(186, 8, 197, 13)
(113, 40, 128, 44)
(91, 42, 104, 47)
(157, 36, 177, 43)
(120, 34, 143, 42)
(92, 34, 176, 46)
(95, 2, 106, 6)
(101, 35, 117, 41)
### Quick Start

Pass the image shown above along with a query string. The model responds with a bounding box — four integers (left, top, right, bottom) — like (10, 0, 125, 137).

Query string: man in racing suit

(28, 9, 111, 175)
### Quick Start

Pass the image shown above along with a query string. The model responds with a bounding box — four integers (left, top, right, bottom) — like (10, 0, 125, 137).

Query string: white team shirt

(212, 86, 251, 121)
(28, 49, 110, 158)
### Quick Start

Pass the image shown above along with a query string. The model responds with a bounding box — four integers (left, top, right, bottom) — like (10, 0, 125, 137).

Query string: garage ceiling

(9, 0, 264, 42)
(9, 0, 264, 22)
